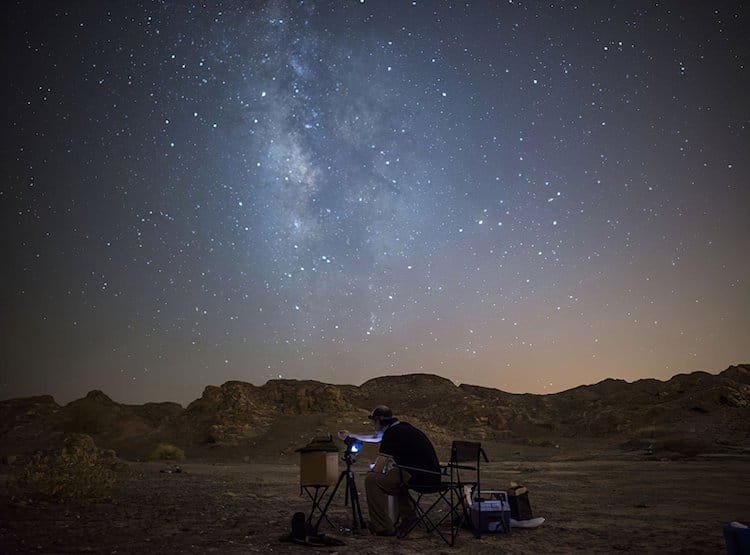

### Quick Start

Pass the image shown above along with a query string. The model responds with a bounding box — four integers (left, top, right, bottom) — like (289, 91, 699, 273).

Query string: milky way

(3, 1, 749, 404)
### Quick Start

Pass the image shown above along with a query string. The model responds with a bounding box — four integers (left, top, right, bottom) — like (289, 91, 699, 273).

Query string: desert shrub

(149, 443, 185, 461)
(11, 434, 117, 503)
(633, 424, 660, 438)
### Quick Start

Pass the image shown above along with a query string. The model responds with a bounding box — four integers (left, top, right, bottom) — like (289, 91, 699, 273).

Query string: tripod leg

(343, 470, 351, 506)
(314, 470, 347, 531)
(347, 471, 368, 530)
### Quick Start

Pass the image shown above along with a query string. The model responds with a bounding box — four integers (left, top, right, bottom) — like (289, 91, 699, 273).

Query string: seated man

(340, 405, 440, 536)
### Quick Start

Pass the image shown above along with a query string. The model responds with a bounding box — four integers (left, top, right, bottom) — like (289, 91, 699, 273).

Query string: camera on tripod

(343, 436, 362, 462)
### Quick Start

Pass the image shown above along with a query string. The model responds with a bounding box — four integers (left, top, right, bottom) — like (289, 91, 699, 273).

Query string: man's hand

(370, 454, 389, 474)
(336, 430, 349, 440)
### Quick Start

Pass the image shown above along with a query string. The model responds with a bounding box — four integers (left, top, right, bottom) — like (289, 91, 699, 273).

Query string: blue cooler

(724, 524, 750, 555)
(470, 490, 511, 534)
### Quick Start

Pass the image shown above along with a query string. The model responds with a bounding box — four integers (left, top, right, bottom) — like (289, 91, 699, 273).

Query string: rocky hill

(1, 365, 748, 462)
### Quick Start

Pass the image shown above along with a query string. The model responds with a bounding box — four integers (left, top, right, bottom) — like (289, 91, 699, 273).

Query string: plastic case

(470, 490, 511, 533)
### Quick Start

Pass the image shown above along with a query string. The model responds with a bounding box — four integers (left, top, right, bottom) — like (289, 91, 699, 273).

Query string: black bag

(508, 483, 534, 521)
(289, 512, 345, 547)
(291, 512, 314, 541)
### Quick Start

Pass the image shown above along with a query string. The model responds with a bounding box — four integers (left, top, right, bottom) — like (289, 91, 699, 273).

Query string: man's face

(371, 416, 382, 430)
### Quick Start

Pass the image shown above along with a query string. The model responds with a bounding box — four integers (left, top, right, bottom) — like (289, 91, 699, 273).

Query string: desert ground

(2, 454, 747, 554)
(2, 367, 748, 552)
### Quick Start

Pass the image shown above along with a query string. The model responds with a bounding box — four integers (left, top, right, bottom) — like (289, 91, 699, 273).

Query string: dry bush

(149, 443, 185, 461)
(632, 424, 660, 438)
(11, 434, 117, 503)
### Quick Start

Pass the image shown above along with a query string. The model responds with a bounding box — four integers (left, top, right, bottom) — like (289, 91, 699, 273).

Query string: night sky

(3, 1, 749, 405)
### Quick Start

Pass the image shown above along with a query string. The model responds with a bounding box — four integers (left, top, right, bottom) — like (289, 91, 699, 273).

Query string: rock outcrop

(0, 364, 748, 460)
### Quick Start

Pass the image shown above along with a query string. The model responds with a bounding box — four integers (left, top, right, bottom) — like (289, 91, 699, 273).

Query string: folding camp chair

(397, 467, 463, 546)
(398, 440, 489, 546)
(447, 441, 491, 537)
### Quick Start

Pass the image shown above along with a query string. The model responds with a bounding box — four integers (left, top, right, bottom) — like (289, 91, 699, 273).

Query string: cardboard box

(300, 451, 339, 486)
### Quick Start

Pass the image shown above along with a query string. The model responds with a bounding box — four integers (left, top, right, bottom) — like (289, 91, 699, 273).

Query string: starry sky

(3, 1, 749, 405)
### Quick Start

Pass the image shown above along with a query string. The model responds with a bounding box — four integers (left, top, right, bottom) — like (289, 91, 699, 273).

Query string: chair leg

(399, 489, 460, 547)
(397, 491, 423, 538)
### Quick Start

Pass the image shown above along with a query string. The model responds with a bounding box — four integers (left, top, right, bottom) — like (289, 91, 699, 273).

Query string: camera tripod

(313, 450, 367, 533)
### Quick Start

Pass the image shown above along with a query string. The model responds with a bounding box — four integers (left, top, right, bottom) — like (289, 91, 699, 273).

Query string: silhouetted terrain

(1, 365, 749, 554)
(2, 364, 748, 462)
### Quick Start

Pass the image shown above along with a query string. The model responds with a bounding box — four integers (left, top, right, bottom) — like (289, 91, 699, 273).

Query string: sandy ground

(1, 458, 748, 554)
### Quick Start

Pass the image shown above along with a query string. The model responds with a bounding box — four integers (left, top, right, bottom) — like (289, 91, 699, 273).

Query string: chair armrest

(397, 464, 443, 476)
(444, 462, 478, 471)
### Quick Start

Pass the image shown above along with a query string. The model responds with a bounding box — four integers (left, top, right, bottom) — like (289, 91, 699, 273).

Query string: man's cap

(368, 405, 393, 420)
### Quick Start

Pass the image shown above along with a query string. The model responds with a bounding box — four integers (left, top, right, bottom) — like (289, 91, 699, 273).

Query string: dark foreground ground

(1, 458, 748, 554)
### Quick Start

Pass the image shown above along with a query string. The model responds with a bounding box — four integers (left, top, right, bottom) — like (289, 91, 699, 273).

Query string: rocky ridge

(1, 364, 748, 461)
